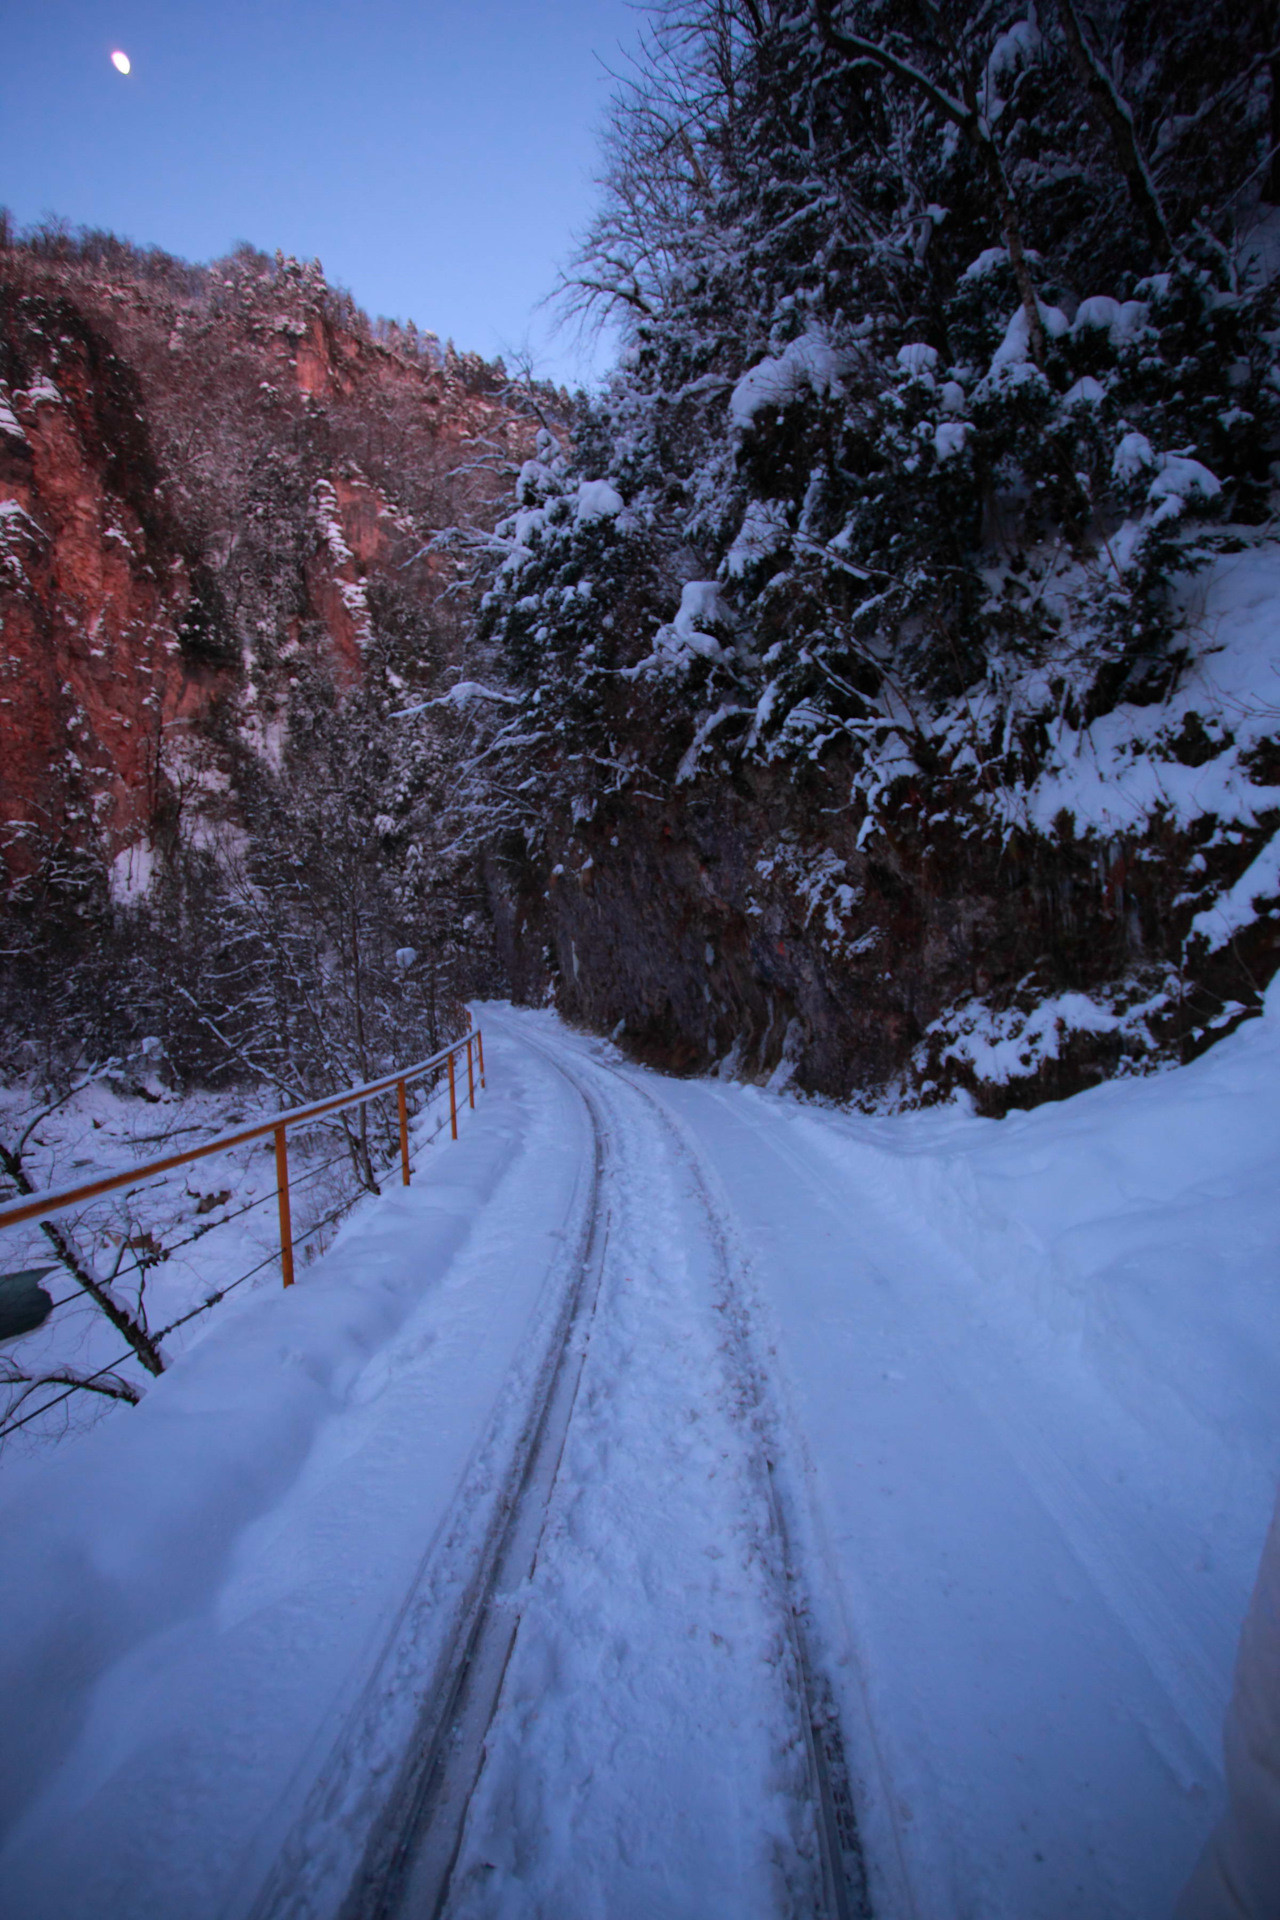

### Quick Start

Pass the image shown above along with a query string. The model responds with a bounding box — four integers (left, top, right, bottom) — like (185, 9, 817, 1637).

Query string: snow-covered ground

(1, 997, 1278, 1918)
(0, 1071, 460, 1453)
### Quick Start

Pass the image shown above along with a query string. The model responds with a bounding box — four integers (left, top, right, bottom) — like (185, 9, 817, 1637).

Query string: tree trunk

(1055, 0, 1174, 263)
(812, 1, 1046, 366)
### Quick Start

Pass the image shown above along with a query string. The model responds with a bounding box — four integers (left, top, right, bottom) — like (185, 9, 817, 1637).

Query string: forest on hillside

(452, 0, 1280, 1109)
(3, 0, 1280, 1125)
(0, 223, 552, 1110)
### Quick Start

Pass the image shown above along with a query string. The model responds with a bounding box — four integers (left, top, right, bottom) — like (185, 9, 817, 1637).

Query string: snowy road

(426, 1020, 865, 1920)
(3, 1001, 1275, 1918)
(432, 1013, 1250, 1920)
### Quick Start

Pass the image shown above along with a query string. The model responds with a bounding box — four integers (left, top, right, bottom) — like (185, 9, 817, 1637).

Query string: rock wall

(0, 288, 210, 873)
(489, 745, 1280, 1114)
(0, 241, 535, 888)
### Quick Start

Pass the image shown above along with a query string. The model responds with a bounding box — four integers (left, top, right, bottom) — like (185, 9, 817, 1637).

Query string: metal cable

(0, 1110, 452, 1442)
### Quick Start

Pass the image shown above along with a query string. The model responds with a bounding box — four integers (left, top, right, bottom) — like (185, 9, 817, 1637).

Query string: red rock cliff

(0, 240, 539, 887)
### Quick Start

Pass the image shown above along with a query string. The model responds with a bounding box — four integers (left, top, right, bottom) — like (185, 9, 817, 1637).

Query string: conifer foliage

(467, 0, 1280, 1105)
(481, 0, 1277, 790)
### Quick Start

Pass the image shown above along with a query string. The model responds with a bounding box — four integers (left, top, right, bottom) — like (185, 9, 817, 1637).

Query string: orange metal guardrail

(0, 1025, 487, 1288)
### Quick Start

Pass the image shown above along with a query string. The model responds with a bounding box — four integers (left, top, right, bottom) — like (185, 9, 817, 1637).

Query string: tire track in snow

(434, 1025, 870, 1920)
(244, 1049, 608, 1920)
(335, 1053, 614, 1920)
(713, 1091, 1232, 1771)
(577, 1040, 872, 1920)
(657, 1079, 1238, 1915)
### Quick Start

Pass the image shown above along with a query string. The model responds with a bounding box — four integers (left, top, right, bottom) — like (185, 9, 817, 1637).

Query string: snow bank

(0, 1091, 527, 1838)
(796, 980, 1280, 1482)
(636, 994, 1280, 1915)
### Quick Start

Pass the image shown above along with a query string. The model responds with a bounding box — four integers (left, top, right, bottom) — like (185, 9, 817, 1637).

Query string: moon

(110, 50, 131, 75)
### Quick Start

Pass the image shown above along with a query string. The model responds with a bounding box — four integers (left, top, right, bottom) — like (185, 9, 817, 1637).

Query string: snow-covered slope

(651, 999, 1280, 1916)
(1, 998, 1277, 1917)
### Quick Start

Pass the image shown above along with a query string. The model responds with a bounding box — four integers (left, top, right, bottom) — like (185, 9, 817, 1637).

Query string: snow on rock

(0, 390, 26, 441)
(0, 498, 41, 538)
(109, 839, 157, 904)
(923, 983, 1171, 1088)
(312, 477, 355, 567)
(19, 375, 63, 408)
(729, 328, 844, 429)
(764, 1016, 806, 1093)
(1191, 829, 1280, 951)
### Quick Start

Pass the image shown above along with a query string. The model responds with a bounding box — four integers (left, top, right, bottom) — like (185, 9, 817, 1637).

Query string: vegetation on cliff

(459, 0, 1280, 1108)
(0, 224, 546, 1095)
(5, 2, 1280, 1117)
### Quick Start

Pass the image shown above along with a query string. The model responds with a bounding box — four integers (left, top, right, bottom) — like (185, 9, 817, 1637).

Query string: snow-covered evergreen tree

(472, 0, 1280, 1103)
(485, 0, 1276, 769)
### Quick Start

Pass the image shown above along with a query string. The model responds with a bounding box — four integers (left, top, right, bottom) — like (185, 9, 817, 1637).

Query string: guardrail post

(0, 1038, 477, 1271)
(274, 1125, 295, 1288)
(397, 1078, 411, 1186)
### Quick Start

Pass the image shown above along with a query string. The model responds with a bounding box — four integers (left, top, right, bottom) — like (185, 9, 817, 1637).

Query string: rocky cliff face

(0, 237, 534, 892)
(490, 716, 1280, 1114)
(0, 288, 204, 874)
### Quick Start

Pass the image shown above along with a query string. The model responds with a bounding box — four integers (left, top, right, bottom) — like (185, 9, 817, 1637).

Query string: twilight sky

(1, 0, 640, 386)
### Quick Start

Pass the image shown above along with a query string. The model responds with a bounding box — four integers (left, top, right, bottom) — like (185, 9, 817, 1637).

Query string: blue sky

(1, 0, 640, 385)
